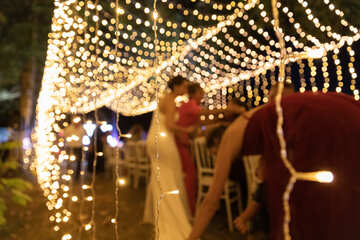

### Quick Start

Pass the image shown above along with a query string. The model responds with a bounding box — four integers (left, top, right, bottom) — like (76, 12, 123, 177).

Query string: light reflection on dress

(143, 110, 191, 240)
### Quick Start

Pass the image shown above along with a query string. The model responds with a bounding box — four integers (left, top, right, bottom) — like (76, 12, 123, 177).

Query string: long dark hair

(188, 82, 203, 96)
(168, 76, 187, 90)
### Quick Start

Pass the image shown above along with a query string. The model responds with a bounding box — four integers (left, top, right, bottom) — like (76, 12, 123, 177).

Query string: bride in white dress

(143, 76, 194, 240)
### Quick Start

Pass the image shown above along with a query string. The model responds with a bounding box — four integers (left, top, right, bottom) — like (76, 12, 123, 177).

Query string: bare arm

(187, 116, 250, 239)
(238, 201, 260, 222)
(233, 201, 260, 234)
(199, 104, 246, 124)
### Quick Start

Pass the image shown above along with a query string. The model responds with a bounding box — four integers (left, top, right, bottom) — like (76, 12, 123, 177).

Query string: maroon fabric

(176, 99, 201, 215)
(242, 92, 360, 240)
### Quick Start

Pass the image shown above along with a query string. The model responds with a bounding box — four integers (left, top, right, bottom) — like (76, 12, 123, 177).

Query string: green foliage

(0, 142, 32, 227)
(0, 0, 53, 89)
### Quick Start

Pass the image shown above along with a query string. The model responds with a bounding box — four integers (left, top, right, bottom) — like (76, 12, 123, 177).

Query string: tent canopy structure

(33, 0, 360, 239)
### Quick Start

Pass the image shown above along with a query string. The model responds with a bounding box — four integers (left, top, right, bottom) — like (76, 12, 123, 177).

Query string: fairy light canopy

(34, 0, 360, 239)
(40, 0, 360, 116)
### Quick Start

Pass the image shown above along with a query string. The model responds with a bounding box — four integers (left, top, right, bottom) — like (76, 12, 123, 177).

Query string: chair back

(192, 137, 214, 175)
(243, 155, 261, 203)
(123, 141, 138, 163)
(134, 140, 149, 164)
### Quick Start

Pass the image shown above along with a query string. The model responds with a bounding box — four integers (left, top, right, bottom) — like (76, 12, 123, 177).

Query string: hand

(234, 215, 248, 234)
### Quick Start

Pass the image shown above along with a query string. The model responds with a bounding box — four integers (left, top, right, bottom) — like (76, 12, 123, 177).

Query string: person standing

(187, 92, 360, 240)
(143, 76, 194, 240)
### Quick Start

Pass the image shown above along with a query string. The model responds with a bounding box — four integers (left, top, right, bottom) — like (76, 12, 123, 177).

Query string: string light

(346, 45, 359, 100)
(321, 56, 330, 93)
(33, 0, 360, 239)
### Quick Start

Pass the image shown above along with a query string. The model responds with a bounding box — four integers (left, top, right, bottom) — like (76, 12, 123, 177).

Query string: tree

(0, 0, 53, 130)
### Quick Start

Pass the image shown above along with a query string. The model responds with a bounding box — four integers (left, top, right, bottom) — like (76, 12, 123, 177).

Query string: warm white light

(62, 234, 72, 240)
(316, 171, 334, 183)
(84, 224, 92, 231)
(165, 189, 179, 195)
(153, 11, 158, 19)
(82, 135, 91, 146)
(307, 47, 325, 59)
(73, 117, 81, 123)
(71, 196, 78, 202)
(122, 133, 132, 138)
(160, 132, 166, 137)
(100, 123, 113, 132)
(117, 178, 126, 186)
(107, 135, 117, 147)
(296, 171, 334, 183)
(83, 121, 96, 136)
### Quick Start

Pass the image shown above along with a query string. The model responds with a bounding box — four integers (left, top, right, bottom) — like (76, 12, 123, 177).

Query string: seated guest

(206, 125, 227, 157)
(234, 158, 269, 240)
(206, 124, 248, 205)
(188, 92, 360, 240)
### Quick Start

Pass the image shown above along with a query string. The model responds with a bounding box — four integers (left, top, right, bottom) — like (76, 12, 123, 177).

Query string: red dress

(242, 92, 360, 240)
(176, 99, 200, 215)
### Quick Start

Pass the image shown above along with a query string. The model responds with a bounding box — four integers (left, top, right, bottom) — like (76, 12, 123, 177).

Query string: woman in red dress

(176, 83, 245, 216)
(188, 91, 360, 240)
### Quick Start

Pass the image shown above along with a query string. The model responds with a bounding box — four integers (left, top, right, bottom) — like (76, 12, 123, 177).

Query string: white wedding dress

(143, 110, 192, 240)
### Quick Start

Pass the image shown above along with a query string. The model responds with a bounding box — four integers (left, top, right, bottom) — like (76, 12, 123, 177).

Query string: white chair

(243, 155, 262, 206)
(192, 137, 243, 232)
(133, 140, 151, 189)
(121, 141, 138, 184)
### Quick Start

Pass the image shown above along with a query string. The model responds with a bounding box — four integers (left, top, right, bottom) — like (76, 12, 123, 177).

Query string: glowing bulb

(117, 178, 126, 186)
(82, 135, 91, 145)
(153, 11, 158, 19)
(62, 234, 72, 240)
(85, 224, 92, 231)
(107, 135, 117, 147)
(72, 196, 78, 202)
(316, 171, 334, 183)
(165, 189, 179, 195)
(307, 47, 325, 59)
(122, 133, 132, 138)
(160, 132, 166, 137)
(100, 123, 113, 132)
(296, 171, 334, 183)
(111, 218, 116, 223)
(83, 121, 96, 136)
(73, 117, 81, 123)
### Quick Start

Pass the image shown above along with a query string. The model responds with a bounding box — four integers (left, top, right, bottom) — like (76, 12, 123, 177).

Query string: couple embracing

(143, 76, 244, 239)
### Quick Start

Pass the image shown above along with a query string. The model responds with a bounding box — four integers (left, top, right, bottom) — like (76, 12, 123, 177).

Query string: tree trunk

(20, 58, 35, 131)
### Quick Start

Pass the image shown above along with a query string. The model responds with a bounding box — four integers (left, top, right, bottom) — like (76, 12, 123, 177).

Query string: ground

(0, 169, 244, 240)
